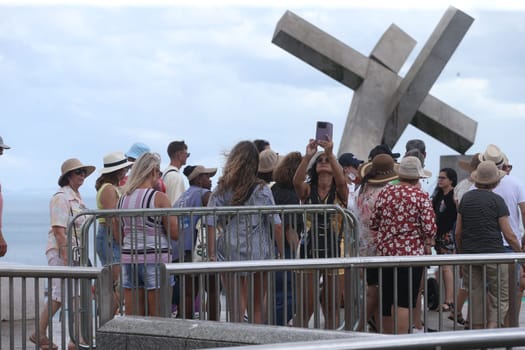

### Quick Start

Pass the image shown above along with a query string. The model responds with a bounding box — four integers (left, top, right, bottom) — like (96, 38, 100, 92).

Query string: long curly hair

(216, 141, 265, 205)
(273, 151, 302, 188)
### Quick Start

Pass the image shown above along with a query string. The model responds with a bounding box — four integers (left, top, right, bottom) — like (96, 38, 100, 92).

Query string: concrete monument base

(96, 316, 377, 349)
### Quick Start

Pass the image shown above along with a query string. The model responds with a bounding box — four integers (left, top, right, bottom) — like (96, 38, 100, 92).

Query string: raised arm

(318, 138, 348, 206)
(293, 139, 317, 203)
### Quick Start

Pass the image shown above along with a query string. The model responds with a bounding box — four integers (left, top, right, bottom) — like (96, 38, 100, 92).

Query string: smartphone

(315, 121, 333, 142)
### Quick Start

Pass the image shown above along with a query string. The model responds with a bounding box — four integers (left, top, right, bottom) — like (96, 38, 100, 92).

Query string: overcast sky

(1, 0, 524, 198)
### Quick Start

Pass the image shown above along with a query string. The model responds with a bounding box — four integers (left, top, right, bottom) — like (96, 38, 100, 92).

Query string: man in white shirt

(163, 141, 189, 205)
(480, 144, 525, 326)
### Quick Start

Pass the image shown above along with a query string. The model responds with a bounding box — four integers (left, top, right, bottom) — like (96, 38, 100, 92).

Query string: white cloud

(1, 5, 524, 195)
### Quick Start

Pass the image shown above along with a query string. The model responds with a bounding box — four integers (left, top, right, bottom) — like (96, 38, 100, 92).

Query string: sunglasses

(317, 157, 330, 163)
(73, 168, 88, 176)
(437, 176, 448, 180)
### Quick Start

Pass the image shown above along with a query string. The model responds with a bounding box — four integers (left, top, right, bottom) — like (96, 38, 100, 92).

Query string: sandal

(440, 302, 454, 312)
(448, 312, 466, 325)
(29, 333, 58, 350)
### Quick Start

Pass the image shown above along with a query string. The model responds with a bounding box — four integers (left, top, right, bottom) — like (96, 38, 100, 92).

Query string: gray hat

(471, 160, 506, 185)
(395, 156, 431, 180)
(405, 139, 426, 153)
(0, 136, 10, 149)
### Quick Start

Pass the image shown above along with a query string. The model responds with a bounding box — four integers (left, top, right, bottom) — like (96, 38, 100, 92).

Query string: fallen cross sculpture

(273, 6, 477, 158)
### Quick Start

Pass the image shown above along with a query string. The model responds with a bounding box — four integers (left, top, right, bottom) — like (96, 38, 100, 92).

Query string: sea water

(1, 193, 95, 266)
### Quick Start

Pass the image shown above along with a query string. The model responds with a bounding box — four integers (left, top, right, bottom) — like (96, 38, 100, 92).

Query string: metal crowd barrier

(164, 254, 525, 334)
(69, 205, 525, 341)
(72, 204, 359, 325)
(0, 264, 112, 350)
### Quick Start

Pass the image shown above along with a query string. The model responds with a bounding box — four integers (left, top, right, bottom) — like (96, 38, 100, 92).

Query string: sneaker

(171, 304, 178, 318)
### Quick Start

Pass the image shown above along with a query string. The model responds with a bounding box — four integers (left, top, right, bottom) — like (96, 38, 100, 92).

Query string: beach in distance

(1, 193, 96, 266)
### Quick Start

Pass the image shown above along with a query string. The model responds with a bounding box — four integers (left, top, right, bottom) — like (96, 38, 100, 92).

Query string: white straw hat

(58, 158, 96, 186)
(100, 152, 134, 174)
(395, 156, 431, 180)
(471, 160, 506, 185)
(478, 144, 505, 168)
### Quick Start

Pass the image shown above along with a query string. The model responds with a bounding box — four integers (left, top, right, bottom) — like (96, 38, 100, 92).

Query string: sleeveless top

(304, 183, 344, 258)
(118, 188, 171, 264)
(96, 182, 121, 224)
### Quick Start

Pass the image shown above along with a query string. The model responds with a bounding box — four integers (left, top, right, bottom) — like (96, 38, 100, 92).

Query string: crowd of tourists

(1, 133, 525, 348)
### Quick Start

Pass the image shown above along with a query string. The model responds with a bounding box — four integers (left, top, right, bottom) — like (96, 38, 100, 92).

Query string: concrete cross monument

(272, 6, 478, 160)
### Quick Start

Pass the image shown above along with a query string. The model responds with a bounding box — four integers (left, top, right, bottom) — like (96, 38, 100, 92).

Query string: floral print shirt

(371, 184, 436, 256)
(357, 184, 387, 256)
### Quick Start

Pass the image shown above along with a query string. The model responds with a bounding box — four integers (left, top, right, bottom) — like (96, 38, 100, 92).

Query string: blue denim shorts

(95, 224, 121, 266)
(121, 263, 173, 290)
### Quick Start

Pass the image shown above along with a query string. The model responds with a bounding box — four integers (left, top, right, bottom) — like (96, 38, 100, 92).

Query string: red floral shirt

(371, 184, 436, 256)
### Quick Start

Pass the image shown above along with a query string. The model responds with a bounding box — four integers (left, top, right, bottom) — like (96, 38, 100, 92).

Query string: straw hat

(471, 160, 506, 185)
(458, 153, 481, 173)
(58, 158, 95, 186)
(100, 152, 134, 175)
(184, 165, 218, 181)
(306, 151, 325, 172)
(478, 144, 505, 168)
(359, 154, 398, 184)
(258, 149, 282, 173)
(395, 156, 431, 180)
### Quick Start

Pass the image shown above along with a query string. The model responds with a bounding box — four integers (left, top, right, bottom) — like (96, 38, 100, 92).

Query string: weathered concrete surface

(96, 316, 376, 350)
(272, 10, 367, 91)
(272, 7, 478, 160)
(383, 6, 474, 149)
(370, 23, 416, 74)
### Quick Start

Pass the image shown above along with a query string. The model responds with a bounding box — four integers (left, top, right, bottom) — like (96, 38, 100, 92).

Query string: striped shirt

(119, 188, 171, 264)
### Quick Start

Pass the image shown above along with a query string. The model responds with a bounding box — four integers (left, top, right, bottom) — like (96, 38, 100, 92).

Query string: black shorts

(380, 266, 423, 316)
(365, 267, 379, 285)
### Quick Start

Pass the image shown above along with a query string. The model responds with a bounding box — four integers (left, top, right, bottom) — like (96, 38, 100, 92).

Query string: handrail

(210, 328, 525, 350)
(165, 254, 525, 274)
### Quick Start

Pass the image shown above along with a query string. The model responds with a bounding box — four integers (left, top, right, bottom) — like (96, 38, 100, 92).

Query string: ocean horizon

(1, 192, 96, 266)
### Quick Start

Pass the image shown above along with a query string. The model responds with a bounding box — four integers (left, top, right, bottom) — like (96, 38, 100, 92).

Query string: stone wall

(97, 316, 377, 349)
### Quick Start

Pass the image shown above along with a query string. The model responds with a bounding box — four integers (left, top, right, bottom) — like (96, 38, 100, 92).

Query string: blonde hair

(121, 152, 161, 195)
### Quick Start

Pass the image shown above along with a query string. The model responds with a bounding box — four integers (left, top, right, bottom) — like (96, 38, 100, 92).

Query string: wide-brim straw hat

(100, 152, 134, 175)
(359, 154, 398, 184)
(458, 153, 481, 173)
(186, 165, 218, 181)
(471, 160, 506, 185)
(306, 151, 325, 172)
(58, 158, 96, 186)
(395, 156, 431, 180)
(478, 144, 505, 168)
(258, 149, 283, 173)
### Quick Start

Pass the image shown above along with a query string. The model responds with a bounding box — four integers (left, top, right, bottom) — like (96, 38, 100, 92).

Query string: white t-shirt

(454, 178, 473, 204)
(162, 165, 186, 205)
(494, 175, 525, 245)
